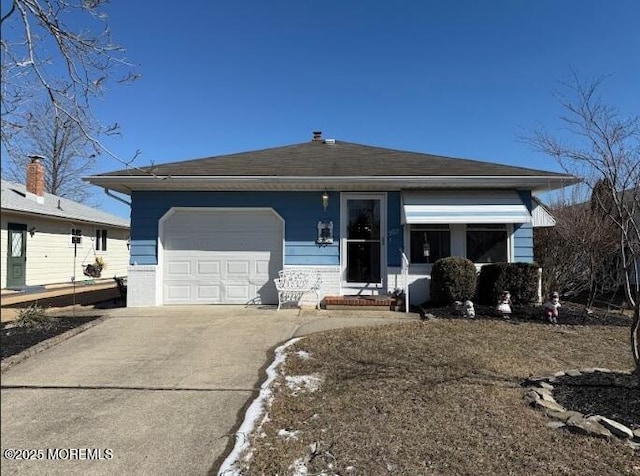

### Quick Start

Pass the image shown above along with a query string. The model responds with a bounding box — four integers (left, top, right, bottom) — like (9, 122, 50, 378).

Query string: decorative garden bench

(274, 269, 321, 310)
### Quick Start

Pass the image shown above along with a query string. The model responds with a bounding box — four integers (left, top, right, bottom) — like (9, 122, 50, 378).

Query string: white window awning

(402, 191, 532, 224)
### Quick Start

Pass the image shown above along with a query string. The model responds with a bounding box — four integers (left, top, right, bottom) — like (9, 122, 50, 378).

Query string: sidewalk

(1, 279, 122, 322)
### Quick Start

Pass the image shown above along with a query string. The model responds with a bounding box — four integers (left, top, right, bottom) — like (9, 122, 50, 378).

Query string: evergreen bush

(477, 262, 540, 305)
(430, 257, 477, 304)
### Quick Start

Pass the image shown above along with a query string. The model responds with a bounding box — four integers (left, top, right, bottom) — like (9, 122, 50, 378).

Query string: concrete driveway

(1, 306, 415, 475)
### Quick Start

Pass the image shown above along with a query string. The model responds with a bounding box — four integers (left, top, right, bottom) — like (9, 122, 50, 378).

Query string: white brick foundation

(127, 265, 158, 307)
(283, 265, 341, 306)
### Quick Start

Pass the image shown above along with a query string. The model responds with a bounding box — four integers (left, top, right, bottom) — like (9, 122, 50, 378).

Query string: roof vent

(312, 131, 322, 142)
(324, 139, 336, 144)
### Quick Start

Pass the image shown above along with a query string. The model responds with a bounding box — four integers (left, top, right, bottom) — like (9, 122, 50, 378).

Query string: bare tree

(535, 197, 620, 310)
(4, 102, 97, 201)
(528, 73, 640, 380)
(1, 0, 139, 166)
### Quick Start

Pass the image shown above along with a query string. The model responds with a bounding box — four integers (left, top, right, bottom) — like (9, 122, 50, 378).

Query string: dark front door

(7, 223, 27, 288)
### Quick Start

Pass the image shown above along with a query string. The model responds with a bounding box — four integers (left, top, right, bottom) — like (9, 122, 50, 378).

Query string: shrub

(15, 304, 52, 329)
(430, 257, 477, 304)
(477, 262, 540, 305)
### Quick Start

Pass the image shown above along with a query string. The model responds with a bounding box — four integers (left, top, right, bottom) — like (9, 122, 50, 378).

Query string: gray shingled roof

(1, 180, 129, 228)
(99, 140, 574, 178)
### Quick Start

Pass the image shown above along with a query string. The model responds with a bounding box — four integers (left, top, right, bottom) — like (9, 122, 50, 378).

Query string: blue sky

(48, 1, 640, 217)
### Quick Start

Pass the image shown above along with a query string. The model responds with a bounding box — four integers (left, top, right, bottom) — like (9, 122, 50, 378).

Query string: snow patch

(277, 429, 301, 441)
(296, 350, 311, 360)
(217, 337, 303, 476)
(285, 375, 322, 395)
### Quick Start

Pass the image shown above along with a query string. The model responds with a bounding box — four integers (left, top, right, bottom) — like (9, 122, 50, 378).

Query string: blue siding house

(86, 132, 576, 307)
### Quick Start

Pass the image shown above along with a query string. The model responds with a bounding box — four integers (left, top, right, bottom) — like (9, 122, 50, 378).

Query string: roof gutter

(0, 208, 130, 230)
(103, 187, 131, 206)
(84, 174, 581, 195)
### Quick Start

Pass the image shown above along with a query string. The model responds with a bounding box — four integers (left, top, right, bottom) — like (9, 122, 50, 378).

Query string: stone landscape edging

(1, 315, 110, 372)
(524, 368, 640, 448)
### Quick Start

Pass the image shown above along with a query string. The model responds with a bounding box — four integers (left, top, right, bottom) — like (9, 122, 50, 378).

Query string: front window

(410, 225, 450, 264)
(95, 229, 108, 251)
(466, 224, 508, 263)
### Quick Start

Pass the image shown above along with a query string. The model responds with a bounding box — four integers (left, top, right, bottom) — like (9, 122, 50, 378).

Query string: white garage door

(162, 208, 283, 305)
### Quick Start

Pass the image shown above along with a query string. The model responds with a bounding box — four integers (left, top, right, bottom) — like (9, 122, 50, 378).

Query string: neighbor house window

(70, 228, 82, 246)
(96, 229, 108, 251)
(409, 224, 451, 264)
(466, 224, 508, 263)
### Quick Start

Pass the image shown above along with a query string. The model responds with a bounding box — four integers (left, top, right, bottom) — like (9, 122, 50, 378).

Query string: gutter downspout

(104, 188, 131, 206)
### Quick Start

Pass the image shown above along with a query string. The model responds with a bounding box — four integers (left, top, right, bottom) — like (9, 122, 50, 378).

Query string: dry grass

(243, 319, 638, 476)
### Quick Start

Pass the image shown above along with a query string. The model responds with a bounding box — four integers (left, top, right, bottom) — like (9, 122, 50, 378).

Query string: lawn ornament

(497, 291, 512, 318)
(542, 291, 561, 324)
(464, 300, 476, 318)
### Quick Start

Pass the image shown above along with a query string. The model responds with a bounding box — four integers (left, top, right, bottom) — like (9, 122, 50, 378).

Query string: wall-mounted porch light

(321, 191, 329, 212)
(28, 226, 37, 237)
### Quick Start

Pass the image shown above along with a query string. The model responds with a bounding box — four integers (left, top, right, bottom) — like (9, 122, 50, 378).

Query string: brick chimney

(26, 155, 45, 204)
(312, 131, 322, 142)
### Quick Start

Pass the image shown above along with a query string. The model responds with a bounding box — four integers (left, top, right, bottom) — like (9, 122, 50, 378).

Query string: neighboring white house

(1, 158, 130, 289)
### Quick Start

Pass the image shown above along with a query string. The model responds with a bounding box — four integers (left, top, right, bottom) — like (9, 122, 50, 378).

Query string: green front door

(7, 223, 27, 288)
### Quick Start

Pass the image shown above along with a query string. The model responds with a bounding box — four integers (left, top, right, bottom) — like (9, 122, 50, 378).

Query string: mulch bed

(552, 372, 639, 430)
(421, 301, 633, 327)
(1, 316, 102, 360)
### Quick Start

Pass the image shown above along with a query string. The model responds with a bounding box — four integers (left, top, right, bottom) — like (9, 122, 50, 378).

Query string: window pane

(467, 230, 507, 263)
(11, 233, 23, 257)
(347, 200, 380, 240)
(410, 228, 450, 263)
(347, 242, 381, 282)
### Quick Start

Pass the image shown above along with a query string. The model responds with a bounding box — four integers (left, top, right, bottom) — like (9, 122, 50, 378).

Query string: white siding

(1, 212, 129, 289)
(0, 220, 8, 289)
(388, 265, 433, 305)
(531, 202, 556, 227)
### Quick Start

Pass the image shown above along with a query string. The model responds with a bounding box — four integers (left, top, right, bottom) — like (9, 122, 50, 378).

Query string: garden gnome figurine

(542, 291, 561, 325)
(464, 300, 476, 319)
(497, 291, 512, 318)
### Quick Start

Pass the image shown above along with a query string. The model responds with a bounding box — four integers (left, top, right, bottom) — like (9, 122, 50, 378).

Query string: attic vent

(324, 139, 336, 144)
(11, 188, 26, 198)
